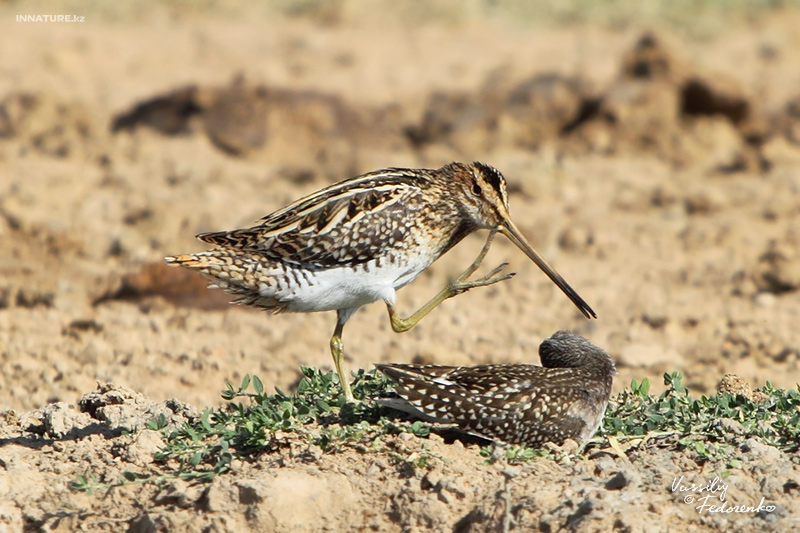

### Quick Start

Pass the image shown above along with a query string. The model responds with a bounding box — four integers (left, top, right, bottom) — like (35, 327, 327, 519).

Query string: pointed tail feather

(164, 252, 228, 268)
(164, 250, 286, 312)
(376, 363, 467, 424)
(163, 250, 247, 291)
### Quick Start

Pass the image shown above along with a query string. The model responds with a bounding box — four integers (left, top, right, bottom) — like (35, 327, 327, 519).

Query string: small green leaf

(297, 378, 309, 394)
(315, 399, 332, 413)
(408, 421, 430, 438)
(146, 413, 168, 431)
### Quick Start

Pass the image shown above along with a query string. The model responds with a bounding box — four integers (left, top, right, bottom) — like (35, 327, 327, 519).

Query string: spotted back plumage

(376, 331, 615, 447)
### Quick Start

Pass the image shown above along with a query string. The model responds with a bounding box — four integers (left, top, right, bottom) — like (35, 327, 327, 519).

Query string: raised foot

(387, 230, 513, 334)
(448, 262, 516, 297)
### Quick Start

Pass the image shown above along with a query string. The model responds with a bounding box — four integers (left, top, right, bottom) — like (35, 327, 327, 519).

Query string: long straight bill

(499, 222, 596, 319)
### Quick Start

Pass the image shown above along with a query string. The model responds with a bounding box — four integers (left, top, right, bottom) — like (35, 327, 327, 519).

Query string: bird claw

(451, 263, 515, 294)
(482, 262, 512, 280)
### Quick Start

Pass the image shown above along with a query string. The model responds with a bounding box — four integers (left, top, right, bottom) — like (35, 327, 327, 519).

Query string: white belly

(269, 254, 433, 313)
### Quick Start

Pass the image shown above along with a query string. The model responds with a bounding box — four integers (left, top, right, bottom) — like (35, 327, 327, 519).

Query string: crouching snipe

(377, 331, 615, 447)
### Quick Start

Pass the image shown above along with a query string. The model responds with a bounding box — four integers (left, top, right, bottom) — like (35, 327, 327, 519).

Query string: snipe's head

(448, 161, 596, 319)
(539, 330, 616, 373)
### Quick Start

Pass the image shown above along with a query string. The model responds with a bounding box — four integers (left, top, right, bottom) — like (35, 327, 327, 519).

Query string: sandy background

(2, 0, 799, 412)
(1, 1, 800, 530)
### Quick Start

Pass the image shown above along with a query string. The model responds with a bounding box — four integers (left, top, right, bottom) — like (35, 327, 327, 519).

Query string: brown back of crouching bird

(376, 330, 616, 447)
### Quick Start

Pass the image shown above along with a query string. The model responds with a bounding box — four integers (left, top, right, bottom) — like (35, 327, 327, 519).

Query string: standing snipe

(165, 162, 595, 403)
(376, 330, 615, 447)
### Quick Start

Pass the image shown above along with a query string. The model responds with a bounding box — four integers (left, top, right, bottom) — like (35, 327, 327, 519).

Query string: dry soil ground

(1, 1, 799, 531)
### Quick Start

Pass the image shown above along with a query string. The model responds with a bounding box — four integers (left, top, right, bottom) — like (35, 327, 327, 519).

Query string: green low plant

(602, 372, 799, 455)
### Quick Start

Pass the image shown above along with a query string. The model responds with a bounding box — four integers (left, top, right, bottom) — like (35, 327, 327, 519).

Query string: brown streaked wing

(257, 168, 430, 228)
(197, 168, 433, 268)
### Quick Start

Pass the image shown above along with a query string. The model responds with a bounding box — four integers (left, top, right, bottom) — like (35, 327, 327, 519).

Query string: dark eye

(471, 183, 482, 195)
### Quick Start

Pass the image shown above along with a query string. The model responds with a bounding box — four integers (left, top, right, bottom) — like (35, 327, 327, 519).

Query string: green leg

(387, 229, 514, 333)
(330, 314, 355, 403)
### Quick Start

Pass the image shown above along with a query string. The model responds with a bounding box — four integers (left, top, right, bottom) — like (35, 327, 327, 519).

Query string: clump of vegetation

(597, 372, 800, 464)
(71, 369, 800, 494)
